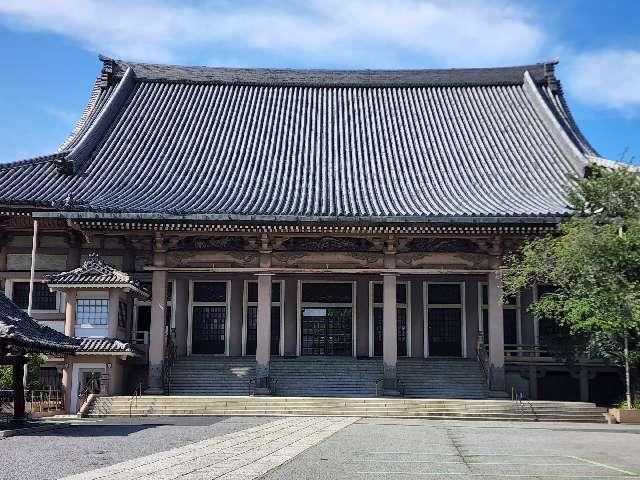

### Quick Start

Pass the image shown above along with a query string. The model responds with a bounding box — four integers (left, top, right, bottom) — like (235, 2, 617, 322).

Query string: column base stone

(489, 365, 507, 397)
(254, 362, 271, 396)
(382, 363, 400, 396)
(146, 363, 164, 394)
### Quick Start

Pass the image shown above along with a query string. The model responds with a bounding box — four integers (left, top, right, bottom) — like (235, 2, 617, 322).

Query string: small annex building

(0, 293, 76, 417)
(0, 57, 626, 410)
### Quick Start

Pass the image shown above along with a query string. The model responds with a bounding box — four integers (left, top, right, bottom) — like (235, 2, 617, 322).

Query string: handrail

(249, 376, 277, 396)
(476, 331, 490, 389)
(512, 387, 538, 421)
(375, 377, 405, 397)
(162, 334, 177, 395)
(129, 382, 143, 418)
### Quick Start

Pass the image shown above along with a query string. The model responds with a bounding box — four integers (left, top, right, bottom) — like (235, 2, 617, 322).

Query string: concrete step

(88, 396, 607, 423)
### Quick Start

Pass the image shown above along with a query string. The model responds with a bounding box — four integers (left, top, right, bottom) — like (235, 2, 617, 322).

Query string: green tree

(502, 164, 640, 408)
(0, 354, 46, 390)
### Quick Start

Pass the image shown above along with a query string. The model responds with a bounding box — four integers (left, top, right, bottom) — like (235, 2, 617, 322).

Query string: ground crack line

(446, 427, 471, 472)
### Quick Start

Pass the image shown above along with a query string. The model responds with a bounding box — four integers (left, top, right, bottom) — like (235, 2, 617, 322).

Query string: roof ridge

(100, 55, 556, 88)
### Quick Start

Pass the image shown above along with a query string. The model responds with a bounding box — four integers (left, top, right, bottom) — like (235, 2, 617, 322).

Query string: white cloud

(0, 0, 546, 67)
(565, 49, 640, 117)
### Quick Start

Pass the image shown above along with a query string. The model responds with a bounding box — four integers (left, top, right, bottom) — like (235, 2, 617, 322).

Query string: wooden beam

(144, 266, 493, 275)
(0, 355, 28, 366)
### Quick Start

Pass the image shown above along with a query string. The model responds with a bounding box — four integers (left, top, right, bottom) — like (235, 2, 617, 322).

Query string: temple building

(0, 57, 624, 411)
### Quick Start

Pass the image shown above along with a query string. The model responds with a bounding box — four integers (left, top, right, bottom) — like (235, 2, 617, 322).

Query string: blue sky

(0, 0, 638, 164)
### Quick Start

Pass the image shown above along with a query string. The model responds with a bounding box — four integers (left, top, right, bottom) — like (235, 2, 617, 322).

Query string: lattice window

(12, 282, 57, 310)
(77, 299, 109, 325)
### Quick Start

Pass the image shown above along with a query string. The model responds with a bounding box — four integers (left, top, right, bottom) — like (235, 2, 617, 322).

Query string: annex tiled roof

(75, 336, 139, 355)
(45, 253, 149, 297)
(0, 293, 76, 355)
(0, 57, 601, 220)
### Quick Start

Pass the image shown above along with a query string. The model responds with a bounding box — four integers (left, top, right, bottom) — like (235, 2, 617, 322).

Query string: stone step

(89, 395, 606, 423)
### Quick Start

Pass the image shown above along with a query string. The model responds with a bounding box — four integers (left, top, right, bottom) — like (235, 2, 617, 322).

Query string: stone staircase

(166, 356, 489, 398)
(86, 396, 608, 422)
(270, 357, 382, 397)
(168, 356, 255, 395)
(397, 358, 487, 399)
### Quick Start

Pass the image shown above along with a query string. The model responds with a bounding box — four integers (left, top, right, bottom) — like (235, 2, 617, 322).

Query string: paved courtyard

(1, 416, 640, 480)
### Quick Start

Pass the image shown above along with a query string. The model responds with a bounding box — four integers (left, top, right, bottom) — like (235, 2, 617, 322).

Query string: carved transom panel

(173, 236, 249, 251)
(280, 236, 373, 252)
(401, 238, 491, 254)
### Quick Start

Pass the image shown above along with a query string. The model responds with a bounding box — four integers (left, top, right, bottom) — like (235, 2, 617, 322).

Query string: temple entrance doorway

(426, 283, 465, 357)
(300, 282, 354, 356)
(191, 281, 229, 355)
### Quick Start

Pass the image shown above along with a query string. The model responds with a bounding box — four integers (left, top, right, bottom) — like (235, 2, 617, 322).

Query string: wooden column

(255, 274, 272, 387)
(174, 279, 189, 357)
(147, 241, 167, 393)
(108, 289, 120, 338)
(488, 270, 506, 393)
(66, 232, 82, 270)
(12, 360, 26, 419)
(382, 273, 398, 392)
(64, 290, 77, 337)
(579, 368, 590, 402)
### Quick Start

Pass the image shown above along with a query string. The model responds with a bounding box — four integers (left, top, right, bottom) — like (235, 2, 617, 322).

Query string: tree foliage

(0, 354, 46, 390)
(502, 164, 640, 403)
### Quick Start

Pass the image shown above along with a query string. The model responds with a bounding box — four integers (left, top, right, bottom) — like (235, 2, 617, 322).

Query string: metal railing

(129, 382, 143, 417)
(504, 344, 549, 359)
(162, 334, 177, 395)
(512, 387, 538, 421)
(375, 378, 405, 397)
(131, 330, 150, 345)
(476, 332, 490, 388)
(78, 375, 104, 415)
(249, 376, 278, 396)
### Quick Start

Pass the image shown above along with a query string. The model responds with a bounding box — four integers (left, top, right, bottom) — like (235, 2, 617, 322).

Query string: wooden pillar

(61, 360, 72, 414)
(488, 270, 506, 393)
(174, 279, 189, 357)
(382, 273, 398, 391)
(147, 242, 167, 393)
(255, 274, 272, 385)
(64, 290, 77, 337)
(108, 289, 119, 338)
(13, 360, 26, 419)
(67, 233, 82, 270)
(579, 367, 590, 402)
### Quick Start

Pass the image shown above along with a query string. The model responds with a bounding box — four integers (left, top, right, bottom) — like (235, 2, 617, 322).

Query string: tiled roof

(0, 57, 601, 220)
(45, 253, 149, 297)
(75, 336, 139, 355)
(0, 293, 77, 354)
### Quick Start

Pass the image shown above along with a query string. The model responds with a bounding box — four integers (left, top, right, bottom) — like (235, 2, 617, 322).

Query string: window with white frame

(243, 280, 283, 356)
(479, 283, 520, 345)
(370, 281, 410, 357)
(425, 283, 464, 357)
(191, 281, 229, 355)
(11, 281, 59, 311)
(76, 299, 109, 325)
